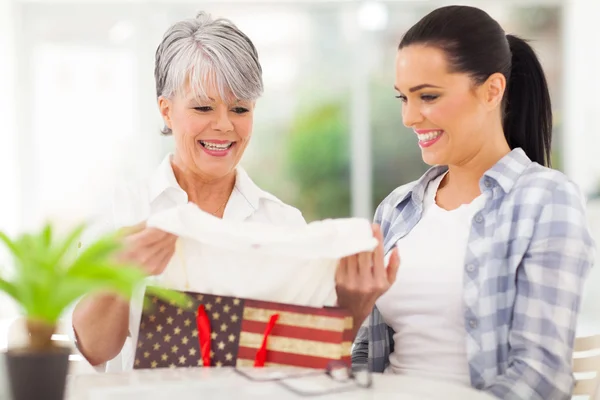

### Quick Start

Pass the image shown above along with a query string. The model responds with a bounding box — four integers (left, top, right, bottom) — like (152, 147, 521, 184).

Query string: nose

(212, 108, 234, 133)
(401, 101, 424, 128)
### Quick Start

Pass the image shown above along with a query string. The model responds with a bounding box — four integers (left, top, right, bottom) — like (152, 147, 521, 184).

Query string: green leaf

(9, 272, 37, 317)
(48, 224, 86, 272)
(67, 262, 146, 283)
(0, 231, 22, 262)
(0, 222, 195, 328)
(44, 278, 135, 322)
(68, 235, 123, 273)
(0, 277, 20, 303)
(41, 224, 52, 248)
(0, 224, 149, 326)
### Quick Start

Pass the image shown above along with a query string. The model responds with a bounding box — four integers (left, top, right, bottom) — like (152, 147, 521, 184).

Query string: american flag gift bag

(134, 290, 354, 369)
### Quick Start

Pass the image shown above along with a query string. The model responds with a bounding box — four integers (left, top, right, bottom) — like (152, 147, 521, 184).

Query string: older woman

(72, 12, 305, 372)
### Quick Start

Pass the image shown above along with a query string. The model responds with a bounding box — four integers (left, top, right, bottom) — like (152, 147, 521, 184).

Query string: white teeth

(416, 131, 443, 141)
(199, 141, 233, 151)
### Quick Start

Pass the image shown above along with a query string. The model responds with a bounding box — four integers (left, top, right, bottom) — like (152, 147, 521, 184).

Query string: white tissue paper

(146, 203, 378, 308)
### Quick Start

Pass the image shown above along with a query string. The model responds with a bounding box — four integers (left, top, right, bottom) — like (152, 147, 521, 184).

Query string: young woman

(335, 6, 595, 400)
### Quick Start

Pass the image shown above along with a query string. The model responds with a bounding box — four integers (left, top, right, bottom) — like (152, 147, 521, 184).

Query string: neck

(442, 130, 511, 200)
(171, 157, 236, 214)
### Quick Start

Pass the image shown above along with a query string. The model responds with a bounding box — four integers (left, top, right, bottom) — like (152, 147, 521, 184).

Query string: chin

(194, 161, 236, 179)
(420, 150, 447, 166)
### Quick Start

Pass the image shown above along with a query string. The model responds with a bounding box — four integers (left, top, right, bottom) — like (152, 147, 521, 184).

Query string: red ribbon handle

(196, 305, 211, 367)
(254, 313, 279, 367)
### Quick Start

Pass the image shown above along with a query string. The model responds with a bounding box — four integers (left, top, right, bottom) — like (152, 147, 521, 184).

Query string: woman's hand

(117, 222, 178, 276)
(335, 224, 400, 327)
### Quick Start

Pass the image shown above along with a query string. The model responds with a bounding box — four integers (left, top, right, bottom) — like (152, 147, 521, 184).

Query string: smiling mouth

(416, 130, 443, 142)
(198, 140, 234, 151)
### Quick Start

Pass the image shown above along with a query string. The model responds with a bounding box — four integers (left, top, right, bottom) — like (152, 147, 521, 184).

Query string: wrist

(352, 311, 370, 329)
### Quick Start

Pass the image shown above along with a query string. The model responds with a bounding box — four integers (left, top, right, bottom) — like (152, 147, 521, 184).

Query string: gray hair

(155, 12, 263, 135)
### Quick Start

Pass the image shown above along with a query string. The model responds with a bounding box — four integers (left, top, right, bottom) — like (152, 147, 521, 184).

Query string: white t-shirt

(375, 172, 485, 385)
(78, 154, 306, 372)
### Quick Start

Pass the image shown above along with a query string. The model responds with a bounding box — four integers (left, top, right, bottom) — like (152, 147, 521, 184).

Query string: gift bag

(134, 290, 354, 370)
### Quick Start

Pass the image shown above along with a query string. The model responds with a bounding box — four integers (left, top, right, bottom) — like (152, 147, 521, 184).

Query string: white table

(67, 367, 496, 400)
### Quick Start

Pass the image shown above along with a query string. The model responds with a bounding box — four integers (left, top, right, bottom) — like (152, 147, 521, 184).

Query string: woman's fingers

(119, 228, 177, 275)
(148, 240, 177, 275)
(386, 247, 400, 285)
(345, 255, 359, 291)
(125, 227, 171, 248)
(117, 221, 146, 238)
(335, 256, 347, 285)
(138, 234, 177, 271)
(357, 251, 372, 287)
(372, 224, 384, 265)
(371, 225, 388, 285)
(335, 224, 400, 322)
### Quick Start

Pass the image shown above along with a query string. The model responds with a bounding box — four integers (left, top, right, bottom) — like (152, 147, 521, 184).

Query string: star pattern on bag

(135, 294, 243, 368)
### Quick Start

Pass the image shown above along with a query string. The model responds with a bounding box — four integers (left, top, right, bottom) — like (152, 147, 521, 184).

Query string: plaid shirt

(352, 148, 595, 400)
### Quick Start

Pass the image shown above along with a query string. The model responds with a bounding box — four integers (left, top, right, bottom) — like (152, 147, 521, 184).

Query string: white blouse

(79, 154, 306, 372)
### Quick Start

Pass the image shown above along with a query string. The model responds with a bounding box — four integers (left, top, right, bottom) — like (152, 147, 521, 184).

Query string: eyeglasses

(234, 360, 372, 397)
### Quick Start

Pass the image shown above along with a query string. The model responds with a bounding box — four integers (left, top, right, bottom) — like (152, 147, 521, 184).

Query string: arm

(72, 294, 130, 366)
(484, 183, 595, 400)
(69, 211, 131, 367)
(72, 222, 176, 367)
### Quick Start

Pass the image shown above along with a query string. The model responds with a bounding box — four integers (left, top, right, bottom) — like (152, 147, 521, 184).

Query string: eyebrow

(394, 84, 442, 93)
(188, 97, 216, 103)
(188, 97, 244, 105)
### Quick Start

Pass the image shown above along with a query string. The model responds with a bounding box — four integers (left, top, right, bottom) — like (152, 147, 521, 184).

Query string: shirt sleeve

(351, 316, 370, 368)
(281, 206, 307, 227)
(351, 202, 385, 369)
(484, 180, 595, 400)
(118, 280, 147, 372)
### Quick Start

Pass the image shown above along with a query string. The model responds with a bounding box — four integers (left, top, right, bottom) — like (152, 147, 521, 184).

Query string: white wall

(0, 0, 19, 319)
(561, 0, 600, 334)
(0, 0, 19, 237)
(563, 0, 600, 196)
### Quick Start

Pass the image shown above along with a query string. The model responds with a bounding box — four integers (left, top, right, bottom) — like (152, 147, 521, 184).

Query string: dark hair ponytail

(503, 35, 552, 167)
(399, 6, 553, 167)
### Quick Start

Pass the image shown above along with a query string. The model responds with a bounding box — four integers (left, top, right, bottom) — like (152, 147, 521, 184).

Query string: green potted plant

(0, 223, 183, 400)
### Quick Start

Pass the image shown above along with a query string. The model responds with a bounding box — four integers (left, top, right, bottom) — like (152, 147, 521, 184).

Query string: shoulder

(374, 165, 446, 223)
(110, 173, 154, 228)
(508, 164, 594, 256)
(235, 167, 306, 228)
(512, 163, 586, 210)
(78, 175, 151, 250)
(488, 149, 585, 209)
(253, 191, 306, 228)
(111, 155, 177, 227)
(373, 180, 420, 247)
(375, 180, 419, 219)
(112, 176, 150, 205)
(512, 164, 595, 272)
